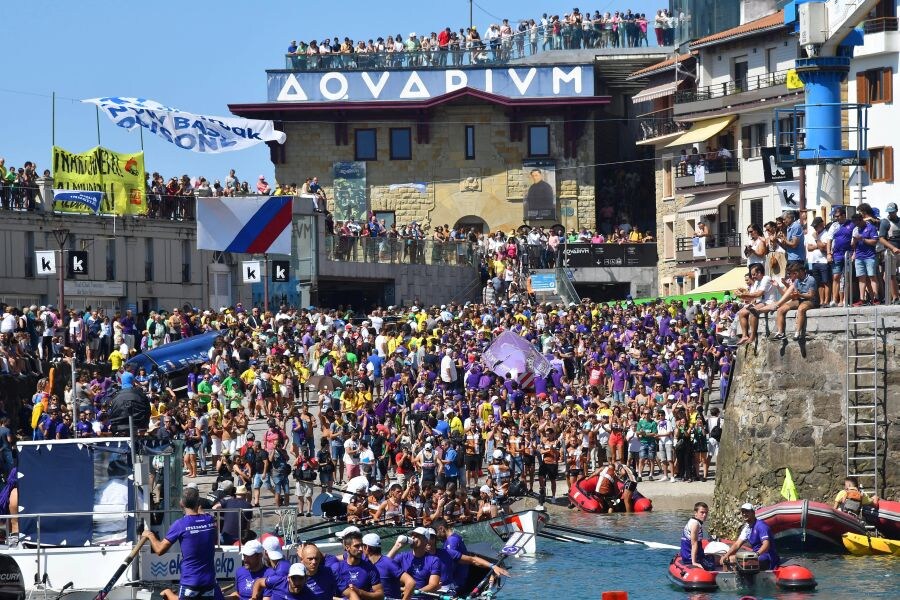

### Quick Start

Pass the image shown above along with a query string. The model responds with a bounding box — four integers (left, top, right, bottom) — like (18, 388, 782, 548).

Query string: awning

(689, 266, 750, 295)
(125, 331, 222, 374)
(666, 115, 736, 147)
(632, 80, 682, 104)
(677, 190, 737, 222)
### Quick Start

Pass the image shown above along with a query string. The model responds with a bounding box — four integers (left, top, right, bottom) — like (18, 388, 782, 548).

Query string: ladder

(844, 306, 885, 501)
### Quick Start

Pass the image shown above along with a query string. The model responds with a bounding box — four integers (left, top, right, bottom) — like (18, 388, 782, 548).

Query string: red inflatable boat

(755, 500, 867, 552)
(568, 475, 653, 513)
(862, 499, 900, 538)
(668, 554, 817, 592)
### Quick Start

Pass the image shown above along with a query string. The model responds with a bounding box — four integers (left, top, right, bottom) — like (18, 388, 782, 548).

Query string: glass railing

(676, 233, 742, 252)
(282, 25, 659, 71)
(863, 17, 899, 34)
(675, 69, 790, 103)
(324, 234, 479, 267)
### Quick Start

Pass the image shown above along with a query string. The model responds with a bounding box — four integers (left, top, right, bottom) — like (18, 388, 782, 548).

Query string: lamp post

(51, 228, 70, 314)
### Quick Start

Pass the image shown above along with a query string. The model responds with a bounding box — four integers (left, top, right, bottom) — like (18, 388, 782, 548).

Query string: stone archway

(454, 215, 489, 234)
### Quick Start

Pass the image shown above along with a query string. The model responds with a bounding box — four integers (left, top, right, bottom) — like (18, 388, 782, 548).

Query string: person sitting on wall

(736, 263, 780, 346)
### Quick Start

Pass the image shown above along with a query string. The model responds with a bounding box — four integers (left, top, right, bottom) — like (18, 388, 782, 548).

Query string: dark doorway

(573, 282, 632, 302)
(316, 279, 393, 311)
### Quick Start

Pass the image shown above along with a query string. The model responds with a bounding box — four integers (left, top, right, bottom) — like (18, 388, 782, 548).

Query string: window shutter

(856, 72, 869, 104)
(884, 68, 893, 104)
(884, 146, 894, 183)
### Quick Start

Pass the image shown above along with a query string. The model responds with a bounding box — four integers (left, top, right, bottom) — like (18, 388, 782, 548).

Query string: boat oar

(544, 523, 678, 550)
(469, 531, 531, 597)
(93, 535, 148, 600)
(537, 530, 591, 544)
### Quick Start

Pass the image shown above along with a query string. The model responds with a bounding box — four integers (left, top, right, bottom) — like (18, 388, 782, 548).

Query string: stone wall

(654, 159, 693, 295)
(709, 306, 900, 536)
(276, 104, 596, 233)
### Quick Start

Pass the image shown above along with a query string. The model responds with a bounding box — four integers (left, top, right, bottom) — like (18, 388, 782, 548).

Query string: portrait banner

(51, 145, 145, 215)
(333, 161, 367, 223)
(523, 159, 557, 221)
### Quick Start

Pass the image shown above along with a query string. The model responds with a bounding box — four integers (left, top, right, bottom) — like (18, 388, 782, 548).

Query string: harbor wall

(710, 306, 900, 535)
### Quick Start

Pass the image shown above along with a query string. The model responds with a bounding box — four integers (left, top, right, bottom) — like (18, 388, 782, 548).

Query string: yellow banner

(786, 69, 805, 90)
(51, 145, 145, 215)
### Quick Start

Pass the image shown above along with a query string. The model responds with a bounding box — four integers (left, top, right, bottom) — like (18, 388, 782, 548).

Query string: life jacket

(841, 488, 864, 514)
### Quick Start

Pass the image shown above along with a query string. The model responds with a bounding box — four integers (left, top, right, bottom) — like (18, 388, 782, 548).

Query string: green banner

(51, 145, 145, 215)
(332, 161, 367, 223)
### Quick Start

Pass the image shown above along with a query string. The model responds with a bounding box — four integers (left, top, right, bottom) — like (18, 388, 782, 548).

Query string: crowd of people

(284, 7, 677, 70)
(0, 158, 44, 212)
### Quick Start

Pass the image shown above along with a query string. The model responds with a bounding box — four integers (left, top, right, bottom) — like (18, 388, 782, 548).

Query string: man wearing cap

(387, 527, 441, 595)
(262, 535, 290, 577)
(361, 533, 414, 600)
(721, 503, 780, 570)
(234, 540, 267, 600)
(486, 449, 511, 508)
(143, 488, 222, 600)
(213, 485, 253, 545)
(330, 531, 382, 600)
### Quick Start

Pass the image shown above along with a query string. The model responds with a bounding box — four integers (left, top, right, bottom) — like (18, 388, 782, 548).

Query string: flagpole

(52, 91, 56, 147)
(95, 106, 101, 146)
(263, 253, 269, 315)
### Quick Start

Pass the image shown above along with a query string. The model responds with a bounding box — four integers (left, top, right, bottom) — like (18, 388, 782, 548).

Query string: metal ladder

(844, 306, 884, 502)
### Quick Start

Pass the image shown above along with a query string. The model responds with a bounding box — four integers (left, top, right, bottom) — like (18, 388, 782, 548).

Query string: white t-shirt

(657, 418, 674, 444)
(343, 439, 360, 465)
(806, 229, 829, 264)
(751, 275, 779, 304)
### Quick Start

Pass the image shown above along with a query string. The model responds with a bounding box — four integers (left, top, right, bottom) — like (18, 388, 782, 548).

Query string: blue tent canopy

(125, 331, 222, 374)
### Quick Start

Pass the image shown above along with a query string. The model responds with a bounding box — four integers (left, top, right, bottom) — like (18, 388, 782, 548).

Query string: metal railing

(324, 234, 479, 266)
(676, 233, 742, 252)
(674, 157, 738, 177)
(639, 117, 688, 141)
(0, 184, 42, 211)
(863, 17, 899, 34)
(675, 69, 791, 104)
(282, 24, 657, 71)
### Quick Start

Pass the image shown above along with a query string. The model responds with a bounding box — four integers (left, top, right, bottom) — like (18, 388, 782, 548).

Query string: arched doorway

(454, 215, 489, 234)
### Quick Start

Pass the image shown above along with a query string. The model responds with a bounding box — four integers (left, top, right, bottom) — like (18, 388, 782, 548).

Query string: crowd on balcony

(146, 170, 287, 220)
(675, 146, 736, 179)
(284, 7, 674, 69)
(0, 158, 45, 212)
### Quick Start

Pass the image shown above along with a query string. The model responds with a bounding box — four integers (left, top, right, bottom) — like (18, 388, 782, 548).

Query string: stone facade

(709, 307, 900, 537)
(275, 103, 596, 233)
(654, 161, 693, 296)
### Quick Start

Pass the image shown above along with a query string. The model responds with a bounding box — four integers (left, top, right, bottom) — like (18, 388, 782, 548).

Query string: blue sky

(3, 0, 661, 184)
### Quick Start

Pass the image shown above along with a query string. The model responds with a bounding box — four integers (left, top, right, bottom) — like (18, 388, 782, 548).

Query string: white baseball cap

(241, 540, 264, 556)
(262, 536, 284, 560)
(335, 526, 361, 539)
(740, 502, 755, 512)
(288, 563, 308, 577)
(362, 533, 381, 547)
(409, 526, 435, 539)
(492, 449, 504, 460)
(480, 485, 492, 495)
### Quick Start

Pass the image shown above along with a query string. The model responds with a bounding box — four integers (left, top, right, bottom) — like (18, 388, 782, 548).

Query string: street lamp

(51, 227, 70, 315)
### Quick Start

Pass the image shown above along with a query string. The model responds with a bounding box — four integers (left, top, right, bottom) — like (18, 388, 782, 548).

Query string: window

(25, 232, 34, 278)
(182, 240, 191, 283)
(741, 123, 767, 159)
(733, 58, 749, 91)
(373, 211, 395, 229)
(662, 159, 673, 197)
(389, 128, 412, 160)
(145, 238, 154, 282)
(528, 125, 550, 157)
(867, 146, 894, 182)
(664, 221, 675, 260)
(106, 238, 116, 281)
(857, 68, 893, 104)
(773, 114, 803, 148)
(749, 198, 764, 230)
(354, 129, 377, 161)
(464, 125, 476, 160)
(765, 47, 777, 74)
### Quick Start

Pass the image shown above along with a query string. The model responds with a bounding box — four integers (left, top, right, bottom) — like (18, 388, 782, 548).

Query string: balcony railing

(639, 118, 689, 142)
(676, 233, 743, 262)
(675, 69, 790, 104)
(863, 17, 899, 34)
(324, 235, 478, 266)
(674, 157, 740, 189)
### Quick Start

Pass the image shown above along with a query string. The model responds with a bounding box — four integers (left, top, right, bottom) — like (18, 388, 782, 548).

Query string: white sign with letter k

(242, 260, 261, 283)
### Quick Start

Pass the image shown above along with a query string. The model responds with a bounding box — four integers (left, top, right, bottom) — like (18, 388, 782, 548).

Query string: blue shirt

(367, 355, 384, 378)
(370, 555, 404, 599)
(785, 221, 806, 262)
(235, 566, 267, 600)
(395, 552, 441, 589)
(854, 222, 879, 260)
(164, 513, 218, 587)
(264, 575, 312, 600)
(120, 372, 135, 389)
(442, 532, 469, 589)
(331, 559, 380, 593)
(741, 520, 780, 568)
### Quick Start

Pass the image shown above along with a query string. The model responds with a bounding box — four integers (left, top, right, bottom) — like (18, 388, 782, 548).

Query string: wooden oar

(468, 531, 531, 597)
(544, 523, 679, 550)
(93, 536, 148, 600)
(537, 530, 591, 544)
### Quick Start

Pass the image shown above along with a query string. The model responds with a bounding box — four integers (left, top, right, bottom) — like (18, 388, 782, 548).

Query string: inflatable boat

(862, 499, 900, 538)
(842, 532, 900, 556)
(755, 500, 867, 552)
(568, 476, 653, 513)
(667, 554, 817, 592)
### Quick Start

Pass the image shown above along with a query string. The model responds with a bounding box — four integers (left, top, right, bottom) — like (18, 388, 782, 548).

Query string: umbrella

(306, 375, 344, 392)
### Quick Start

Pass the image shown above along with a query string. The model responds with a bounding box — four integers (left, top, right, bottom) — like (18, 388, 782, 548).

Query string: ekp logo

(149, 555, 236, 579)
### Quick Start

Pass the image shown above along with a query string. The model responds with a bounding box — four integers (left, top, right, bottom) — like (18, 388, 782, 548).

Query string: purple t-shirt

(371, 555, 404, 599)
(611, 369, 627, 392)
(332, 558, 380, 593)
(443, 532, 470, 588)
(396, 552, 441, 589)
(164, 513, 218, 587)
(235, 566, 267, 600)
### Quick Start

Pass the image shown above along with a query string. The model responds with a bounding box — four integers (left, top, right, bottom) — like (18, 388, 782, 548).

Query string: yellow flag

(786, 69, 805, 90)
(781, 468, 799, 501)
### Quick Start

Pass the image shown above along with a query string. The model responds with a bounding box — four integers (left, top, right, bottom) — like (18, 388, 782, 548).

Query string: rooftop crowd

(284, 7, 677, 70)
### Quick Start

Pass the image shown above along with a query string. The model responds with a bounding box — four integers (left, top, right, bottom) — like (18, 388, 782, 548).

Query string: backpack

(257, 377, 273, 398)
(709, 418, 722, 442)
(841, 489, 864, 513)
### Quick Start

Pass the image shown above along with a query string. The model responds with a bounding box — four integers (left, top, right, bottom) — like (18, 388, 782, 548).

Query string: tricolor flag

(196, 196, 292, 255)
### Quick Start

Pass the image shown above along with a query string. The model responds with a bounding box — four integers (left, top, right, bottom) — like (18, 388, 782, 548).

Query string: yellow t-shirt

(240, 368, 257, 386)
(479, 401, 493, 424)
(108, 350, 124, 371)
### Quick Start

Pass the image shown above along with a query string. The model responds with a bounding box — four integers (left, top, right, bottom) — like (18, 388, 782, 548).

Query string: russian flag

(196, 196, 293, 255)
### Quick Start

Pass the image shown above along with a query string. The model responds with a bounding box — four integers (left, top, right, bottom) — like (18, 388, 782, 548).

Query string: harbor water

(496, 510, 899, 599)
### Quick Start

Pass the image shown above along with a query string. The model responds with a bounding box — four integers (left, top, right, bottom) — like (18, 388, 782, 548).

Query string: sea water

(498, 510, 899, 599)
